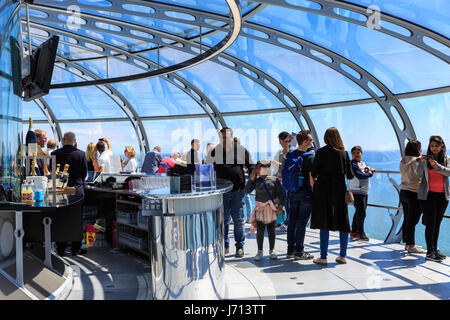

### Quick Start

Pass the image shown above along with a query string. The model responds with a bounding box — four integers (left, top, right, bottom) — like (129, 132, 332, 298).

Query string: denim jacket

(415, 156, 450, 201)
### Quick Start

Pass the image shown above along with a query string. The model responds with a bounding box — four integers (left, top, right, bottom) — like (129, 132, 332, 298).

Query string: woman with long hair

(310, 127, 354, 266)
(85, 142, 99, 172)
(415, 136, 450, 262)
(122, 146, 139, 173)
(400, 139, 426, 254)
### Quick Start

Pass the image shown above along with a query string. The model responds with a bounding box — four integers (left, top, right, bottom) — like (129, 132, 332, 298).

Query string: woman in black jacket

(310, 127, 354, 266)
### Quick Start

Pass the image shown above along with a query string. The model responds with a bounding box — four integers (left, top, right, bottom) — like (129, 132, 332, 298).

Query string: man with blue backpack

(282, 130, 316, 260)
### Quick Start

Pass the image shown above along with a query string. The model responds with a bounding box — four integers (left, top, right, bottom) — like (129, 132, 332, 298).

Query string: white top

(123, 157, 138, 173)
(98, 149, 113, 173)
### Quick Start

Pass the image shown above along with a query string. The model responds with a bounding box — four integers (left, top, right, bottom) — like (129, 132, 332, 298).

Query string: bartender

(51, 131, 88, 256)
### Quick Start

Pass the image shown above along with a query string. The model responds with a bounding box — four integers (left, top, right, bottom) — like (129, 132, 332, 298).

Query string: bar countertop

(0, 193, 83, 212)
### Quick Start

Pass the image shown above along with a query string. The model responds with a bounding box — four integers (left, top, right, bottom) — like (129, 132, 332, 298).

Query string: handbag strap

(259, 178, 277, 207)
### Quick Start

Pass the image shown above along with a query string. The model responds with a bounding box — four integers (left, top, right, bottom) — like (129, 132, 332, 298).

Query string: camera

(427, 155, 434, 160)
(99, 138, 104, 142)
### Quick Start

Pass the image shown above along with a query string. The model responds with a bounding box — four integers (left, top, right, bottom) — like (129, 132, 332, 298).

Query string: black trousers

(351, 194, 368, 234)
(400, 189, 422, 246)
(256, 221, 276, 251)
(420, 191, 448, 253)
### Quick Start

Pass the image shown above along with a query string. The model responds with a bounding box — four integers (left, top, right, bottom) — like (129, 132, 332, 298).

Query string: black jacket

(310, 145, 354, 232)
(51, 145, 88, 188)
(207, 143, 255, 192)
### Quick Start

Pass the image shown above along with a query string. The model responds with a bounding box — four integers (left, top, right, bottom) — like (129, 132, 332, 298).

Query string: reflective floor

(63, 224, 450, 300)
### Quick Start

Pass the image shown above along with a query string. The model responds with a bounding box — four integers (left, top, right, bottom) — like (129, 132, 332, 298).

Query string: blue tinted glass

(22, 101, 47, 121)
(111, 77, 211, 117)
(249, 6, 450, 94)
(59, 121, 141, 161)
(224, 112, 301, 161)
(401, 92, 450, 151)
(345, 0, 450, 38)
(142, 118, 217, 160)
(208, 33, 370, 105)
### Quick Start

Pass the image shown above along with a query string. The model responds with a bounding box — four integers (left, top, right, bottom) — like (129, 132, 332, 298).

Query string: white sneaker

(269, 250, 278, 260)
(254, 250, 263, 261)
(276, 224, 288, 232)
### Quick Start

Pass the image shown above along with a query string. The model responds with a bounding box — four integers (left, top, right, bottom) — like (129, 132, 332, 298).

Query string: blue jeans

(320, 229, 349, 259)
(287, 191, 312, 254)
(223, 190, 245, 249)
(242, 193, 252, 221)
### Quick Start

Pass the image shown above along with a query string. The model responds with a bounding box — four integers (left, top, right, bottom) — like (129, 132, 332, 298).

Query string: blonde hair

(85, 142, 98, 162)
(124, 146, 136, 158)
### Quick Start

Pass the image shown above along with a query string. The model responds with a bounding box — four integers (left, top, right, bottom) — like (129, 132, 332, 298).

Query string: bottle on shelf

(31, 152, 37, 176)
(21, 181, 28, 203)
(55, 163, 60, 178)
(62, 164, 70, 175)
(26, 117, 37, 157)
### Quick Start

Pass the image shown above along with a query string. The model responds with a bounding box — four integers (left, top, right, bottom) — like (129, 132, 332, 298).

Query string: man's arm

(103, 137, 112, 151)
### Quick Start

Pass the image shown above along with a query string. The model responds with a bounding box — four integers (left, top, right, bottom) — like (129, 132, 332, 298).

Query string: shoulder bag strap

(260, 178, 276, 207)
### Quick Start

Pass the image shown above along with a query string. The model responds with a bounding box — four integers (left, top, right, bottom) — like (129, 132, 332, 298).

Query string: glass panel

(249, 6, 450, 94)
(208, 33, 371, 105)
(401, 92, 450, 153)
(142, 117, 217, 161)
(345, 0, 450, 38)
(111, 77, 211, 117)
(59, 121, 141, 163)
(224, 112, 301, 162)
(22, 101, 47, 121)
(44, 68, 127, 119)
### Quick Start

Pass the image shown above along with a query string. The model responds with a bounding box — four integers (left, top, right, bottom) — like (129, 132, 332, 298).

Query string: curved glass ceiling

(19, 0, 449, 157)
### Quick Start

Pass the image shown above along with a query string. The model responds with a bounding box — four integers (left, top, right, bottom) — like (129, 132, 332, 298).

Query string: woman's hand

(428, 158, 437, 167)
(420, 154, 428, 163)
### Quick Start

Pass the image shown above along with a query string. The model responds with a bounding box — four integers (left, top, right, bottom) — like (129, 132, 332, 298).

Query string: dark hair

(96, 141, 105, 153)
(296, 130, 311, 146)
(427, 135, 446, 169)
(351, 145, 363, 154)
(404, 139, 421, 157)
(191, 139, 199, 145)
(219, 127, 233, 136)
(256, 160, 271, 168)
(324, 127, 345, 150)
(278, 131, 290, 141)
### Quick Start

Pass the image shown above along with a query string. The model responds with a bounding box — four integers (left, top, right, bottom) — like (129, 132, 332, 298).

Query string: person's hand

(370, 168, 376, 173)
(103, 137, 109, 143)
(420, 154, 428, 163)
(428, 158, 437, 167)
(250, 169, 257, 181)
(276, 205, 283, 214)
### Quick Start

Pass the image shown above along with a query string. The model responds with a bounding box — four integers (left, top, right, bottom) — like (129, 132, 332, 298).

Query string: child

(244, 159, 284, 261)
(349, 146, 376, 241)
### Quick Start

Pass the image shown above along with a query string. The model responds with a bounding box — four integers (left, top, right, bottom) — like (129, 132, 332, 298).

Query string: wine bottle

(26, 117, 37, 157)
(62, 164, 70, 175)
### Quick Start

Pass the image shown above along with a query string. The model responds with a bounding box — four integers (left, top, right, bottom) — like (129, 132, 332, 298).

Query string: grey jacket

(414, 156, 450, 201)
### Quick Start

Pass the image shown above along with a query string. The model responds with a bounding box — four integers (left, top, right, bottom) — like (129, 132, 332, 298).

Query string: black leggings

(420, 192, 448, 253)
(256, 221, 276, 251)
(400, 190, 422, 246)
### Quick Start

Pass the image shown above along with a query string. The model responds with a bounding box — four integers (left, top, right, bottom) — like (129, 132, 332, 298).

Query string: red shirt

(428, 168, 445, 193)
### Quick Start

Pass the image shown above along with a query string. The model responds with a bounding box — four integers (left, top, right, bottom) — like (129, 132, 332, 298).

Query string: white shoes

(254, 250, 263, 261)
(254, 250, 278, 261)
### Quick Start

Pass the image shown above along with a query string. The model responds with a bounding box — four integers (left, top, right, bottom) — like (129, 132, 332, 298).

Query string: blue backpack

(281, 151, 312, 193)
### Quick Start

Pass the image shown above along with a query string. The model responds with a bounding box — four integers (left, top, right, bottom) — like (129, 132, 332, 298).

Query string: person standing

(400, 139, 426, 254)
(284, 130, 315, 260)
(349, 146, 376, 241)
(96, 137, 113, 173)
(121, 146, 139, 173)
(51, 131, 88, 256)
(244, 160, 284, 261)
(141, 146, 162, 174)
(186, 139, 201, 174)
(206, 127, 255, 258)
(85, 142, 99, 172)
(310, 127, 354, 266)
(415, 136, 450, 262)
(272, 132, 294, 231)
(35, 129, 48, 175)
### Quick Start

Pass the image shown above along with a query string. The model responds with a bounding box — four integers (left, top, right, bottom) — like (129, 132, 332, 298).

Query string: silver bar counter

(85, 177, 233, 300)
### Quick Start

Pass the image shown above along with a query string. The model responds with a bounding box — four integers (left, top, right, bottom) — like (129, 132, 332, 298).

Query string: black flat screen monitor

(23, 35, 59, 101)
